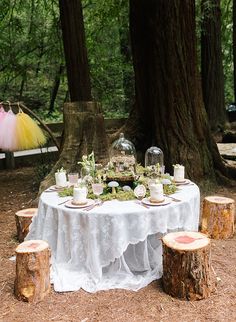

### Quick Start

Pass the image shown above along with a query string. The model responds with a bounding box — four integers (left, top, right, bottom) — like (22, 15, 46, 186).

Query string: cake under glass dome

(110, 133, 136, 173)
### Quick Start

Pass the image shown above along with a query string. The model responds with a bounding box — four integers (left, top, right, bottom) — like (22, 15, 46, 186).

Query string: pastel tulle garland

(0, 109, 17, 151)
(0, 106, 7, 122)
(0, 107, 46, 151)
(15, 111, 46, 150)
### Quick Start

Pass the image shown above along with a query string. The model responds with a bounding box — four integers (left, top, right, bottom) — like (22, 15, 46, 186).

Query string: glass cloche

(145, 146, 164, 174)
(110, 133, 136, 172)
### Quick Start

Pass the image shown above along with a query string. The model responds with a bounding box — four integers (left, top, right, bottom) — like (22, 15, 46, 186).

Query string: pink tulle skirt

(0, 106, 7, 124)
(0, 110, 17, 151)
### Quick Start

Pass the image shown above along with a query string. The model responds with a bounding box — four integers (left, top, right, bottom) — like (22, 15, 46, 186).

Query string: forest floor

(0, 167, 236, 322)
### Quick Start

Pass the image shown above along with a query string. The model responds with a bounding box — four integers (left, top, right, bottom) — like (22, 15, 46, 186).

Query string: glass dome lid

(110, 133, 136, 172)
(145, 146, 164, 168)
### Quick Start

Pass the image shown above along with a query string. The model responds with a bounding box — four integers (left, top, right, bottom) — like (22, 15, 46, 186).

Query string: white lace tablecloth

(26, 183, 200, 293)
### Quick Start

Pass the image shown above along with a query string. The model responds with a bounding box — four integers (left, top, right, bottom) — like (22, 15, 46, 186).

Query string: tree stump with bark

(40, 101, 109, 193)
(14, 240, 51, 303)
(201, 196, 235, 239)
(15, 208, 38, 242)
(162, 231, 216, 300)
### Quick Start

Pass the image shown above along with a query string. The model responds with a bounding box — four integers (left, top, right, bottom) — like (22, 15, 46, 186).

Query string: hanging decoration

(0, 104, 7, 123)
(0, 103, 17, 151)
(15, 108, 46, 150)
(0, 101, 47, 151)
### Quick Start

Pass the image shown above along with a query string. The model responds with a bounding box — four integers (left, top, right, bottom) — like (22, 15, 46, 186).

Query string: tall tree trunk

(125, 0, 233, 182)
(39, 0, 109, 192)
(233, 0, 236, 102)
(59, 0, 92, 101)
(201, 0, 226, 132)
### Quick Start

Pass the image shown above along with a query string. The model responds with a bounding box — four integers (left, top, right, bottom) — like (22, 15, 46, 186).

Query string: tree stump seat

(201, 196, 235, 239)
(162, 231, 216, 300)
(15, 208, 38, 242)
(14, 240, 51, 303)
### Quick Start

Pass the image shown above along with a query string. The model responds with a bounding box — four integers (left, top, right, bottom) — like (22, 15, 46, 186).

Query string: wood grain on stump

(201, 196, 235, 239)
(14, 240, 51, 303)
(162, 231, 216, 300)
(15, 208, 37, 242)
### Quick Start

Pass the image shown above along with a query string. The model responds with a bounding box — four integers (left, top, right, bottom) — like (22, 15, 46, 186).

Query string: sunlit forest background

(0, 0, 233, 122)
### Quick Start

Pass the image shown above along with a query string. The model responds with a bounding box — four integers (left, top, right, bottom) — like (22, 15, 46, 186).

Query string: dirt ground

(0, 167, 236, 322)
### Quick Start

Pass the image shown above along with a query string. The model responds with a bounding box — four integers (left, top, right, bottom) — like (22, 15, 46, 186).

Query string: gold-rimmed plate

(141, 197, 171, 206)
(64, 199, 95, 209)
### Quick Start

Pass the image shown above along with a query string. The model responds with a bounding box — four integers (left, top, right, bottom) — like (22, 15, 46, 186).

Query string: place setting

(63, 182, 104, 211)
(134, 182, 172, 208)
(47, 140, 187, 211)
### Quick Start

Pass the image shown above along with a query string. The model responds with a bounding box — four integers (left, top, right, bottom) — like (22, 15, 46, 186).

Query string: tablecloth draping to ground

(26, 183, 200, 292)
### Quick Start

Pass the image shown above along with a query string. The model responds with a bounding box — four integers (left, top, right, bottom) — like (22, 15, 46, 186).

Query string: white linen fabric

(26, 184, 200, 293)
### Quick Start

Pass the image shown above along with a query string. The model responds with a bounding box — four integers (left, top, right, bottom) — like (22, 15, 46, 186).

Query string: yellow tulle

(15, 112, 46, 150)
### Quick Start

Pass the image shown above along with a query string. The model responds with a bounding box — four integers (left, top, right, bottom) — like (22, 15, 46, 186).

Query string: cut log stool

(162, 231, 216, 300)
(15, 208, 37, 242)
(14, 240, 51, 303)
(201, 196, 235, 239)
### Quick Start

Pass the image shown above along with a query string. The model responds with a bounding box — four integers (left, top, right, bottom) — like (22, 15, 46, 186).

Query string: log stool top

(16, 240, 49, 253)
(204, 196, 234, 204)
(162, 231, 210, 251)
(15, 208, 38, 217)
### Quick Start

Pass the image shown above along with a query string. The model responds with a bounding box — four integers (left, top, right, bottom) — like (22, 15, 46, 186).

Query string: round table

(26, 183, 200, 293)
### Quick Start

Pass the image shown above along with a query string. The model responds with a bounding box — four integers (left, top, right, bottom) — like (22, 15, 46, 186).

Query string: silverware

(58, 198, 72, 205)
(84, 200, 104, 211)
(135, 200, 150, 209)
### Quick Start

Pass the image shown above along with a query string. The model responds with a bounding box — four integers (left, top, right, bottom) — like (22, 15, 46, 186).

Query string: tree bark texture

(40, 101, 109, 191)
(127, 0, 230, 181)
(201, 0, 226, 132)
(14, 240, 51, 303)
(59, 0, 92, 101)
(233, 0, 236, 103)
(15, 208, 38, 242)
(201, 196, 235, 239)
(162, 231, 216, 300)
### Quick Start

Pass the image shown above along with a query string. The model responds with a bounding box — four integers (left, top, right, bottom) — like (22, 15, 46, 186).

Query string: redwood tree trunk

(39, 0, 109, 192)
(127, 0, 231, 181)
(201, 0, 226, 132)
(59, 0, 92, 101)
(233, 0, 236, 102)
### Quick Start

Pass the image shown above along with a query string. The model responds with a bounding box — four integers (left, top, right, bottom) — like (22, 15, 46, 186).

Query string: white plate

(141, 197, 171, 206)
(48, 185, 69, 191)
(173, 179, 191, 186)
(65, 199, 95, 209)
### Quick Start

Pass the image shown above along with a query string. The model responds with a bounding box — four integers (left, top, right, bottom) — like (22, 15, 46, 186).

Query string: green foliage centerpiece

(59, 152, 177, 201)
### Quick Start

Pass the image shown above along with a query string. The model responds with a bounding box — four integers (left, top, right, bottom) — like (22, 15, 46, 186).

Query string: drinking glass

(92, 183, 103, 200)
(68, 173, 79, 185)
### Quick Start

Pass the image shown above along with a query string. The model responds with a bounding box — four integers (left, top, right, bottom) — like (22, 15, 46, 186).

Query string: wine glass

(92, 183, 103, 203)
